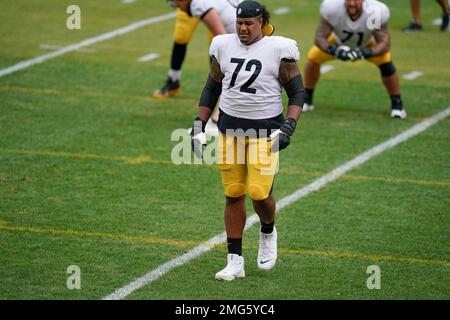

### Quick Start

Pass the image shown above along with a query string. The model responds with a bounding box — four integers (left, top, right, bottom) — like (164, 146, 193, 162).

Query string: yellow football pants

(173, 9, 200, 44)
(217, 134, 278, 201)
(307, 36, 392, 66)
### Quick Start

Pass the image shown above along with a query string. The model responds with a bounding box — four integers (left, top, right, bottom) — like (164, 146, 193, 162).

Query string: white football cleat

(215, 254, 245, 281)
(390, 108, 407, 119)
(257, 226, 277, 271)
(302, 103, 315, 112)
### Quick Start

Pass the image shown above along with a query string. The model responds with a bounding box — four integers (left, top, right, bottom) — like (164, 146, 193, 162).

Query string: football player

(303, 0, 407, 119)
(190, 0, 304, 281)
(152, 8, 199, 99)
(153, 0, 275, 100)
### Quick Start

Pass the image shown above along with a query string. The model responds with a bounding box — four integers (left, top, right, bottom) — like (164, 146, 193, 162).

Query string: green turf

(0, 0, 449, 299)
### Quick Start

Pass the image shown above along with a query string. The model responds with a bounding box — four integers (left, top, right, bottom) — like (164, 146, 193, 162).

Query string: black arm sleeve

(199, 74, 222, 110)
(283, 74, 305, 107)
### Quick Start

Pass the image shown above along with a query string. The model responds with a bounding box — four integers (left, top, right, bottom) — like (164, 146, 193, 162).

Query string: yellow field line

(0, 220, 448, 268)
(0, 85, 197, 106)
(341, 174, 450, 187)
(0, 221, 198, 248)
(280, 167, 450, 188)
(278, 247, 450, 268)
(0, 85, 151, 102)
(1, 148, 448, 187)
(2, 84, 450, 124)
(0, 147, 172, 165)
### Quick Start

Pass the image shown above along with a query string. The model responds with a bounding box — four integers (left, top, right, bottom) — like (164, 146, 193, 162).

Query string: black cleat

(153, 78, 181, 99)
(441, 13, 449, 31)
(403, 21, 423, 32)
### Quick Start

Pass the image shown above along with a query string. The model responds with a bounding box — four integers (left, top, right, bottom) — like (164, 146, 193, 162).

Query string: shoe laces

(258, 234, 275, 256)
(223, 258, 242, 273)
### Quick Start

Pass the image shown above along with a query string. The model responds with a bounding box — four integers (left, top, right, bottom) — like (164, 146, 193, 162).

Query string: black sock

(261, 221, 274, 234)
(171, 43, 187, 70)
(304, 88, 314, 105)
(227, 238, 242, 256)
(390, 95, 403, 110)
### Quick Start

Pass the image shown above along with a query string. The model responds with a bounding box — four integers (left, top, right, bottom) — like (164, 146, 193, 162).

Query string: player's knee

(247, 184, 269, 201)
(379, 62, 396, 77)
(224, 183, 246, 198)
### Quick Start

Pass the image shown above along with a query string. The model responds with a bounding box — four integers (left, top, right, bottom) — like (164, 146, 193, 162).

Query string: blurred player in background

(153, 0, 275, 100)
(303, 0, 407, 119)
(403, 0, 449, 32)
(152, 8, 199, 99)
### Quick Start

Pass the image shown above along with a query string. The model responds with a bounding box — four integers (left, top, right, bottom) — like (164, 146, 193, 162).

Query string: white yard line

(274, 7, 291, 15)
(0, 12, 176, 78)
(121, 0, 138, 4)
(320, 65, 335, 74)
(403, 71, 424, 81)
(39, 44, 96, 53)
(103, 107, 450, 300)
(138, 53, 159, 62)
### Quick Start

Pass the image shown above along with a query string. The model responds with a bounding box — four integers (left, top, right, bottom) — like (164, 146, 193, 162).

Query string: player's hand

(191, 117, 207, 159)
(327, 45, 351, 61)
(269, 118, 297, 153)
(334, 45, 351, 61)
(347, 47, 373, 61)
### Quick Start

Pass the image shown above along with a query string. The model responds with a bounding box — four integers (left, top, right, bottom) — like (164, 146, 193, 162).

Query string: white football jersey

(190, 0, 240, 34)
(320, 0, 390, 48)
(210, 34, 300, 120)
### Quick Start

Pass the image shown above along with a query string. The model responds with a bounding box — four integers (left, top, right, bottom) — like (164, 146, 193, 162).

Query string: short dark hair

(260, 4, 270, 26)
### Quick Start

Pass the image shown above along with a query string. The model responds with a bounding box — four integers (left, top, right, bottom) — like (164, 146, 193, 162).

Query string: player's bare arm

(278, 59, 303, 122)
(197, 56, 224, 121)
(279, 58, 300, 85)
(314, 18, 333, 52)
(209, 56, 225, 83)
(371, 23, 390, 56)
(202, 9, 227, 36)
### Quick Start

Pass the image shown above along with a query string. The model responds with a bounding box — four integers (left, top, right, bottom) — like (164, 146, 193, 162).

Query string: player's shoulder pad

(365, 0, 390, 24)
(377, 1, 390, 24)
(320, 0, 344, 20)
(209, 34, 236, 57)
(226, 0, 242, 8)
(190, 0, 213, 18)
(269, 36, 300, 61)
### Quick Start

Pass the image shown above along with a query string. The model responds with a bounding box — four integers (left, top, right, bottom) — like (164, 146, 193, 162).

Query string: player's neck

(245, 34, 264, 46)
(348, 11, 362, 21)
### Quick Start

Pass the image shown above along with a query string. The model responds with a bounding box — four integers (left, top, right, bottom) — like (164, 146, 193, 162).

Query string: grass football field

(0, 0, 449, 300)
